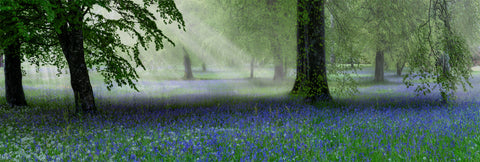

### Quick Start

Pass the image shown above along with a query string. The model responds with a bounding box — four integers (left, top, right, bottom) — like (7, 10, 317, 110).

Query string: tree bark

(396, 61, 405, 76)
(250, 57, 255, 79)
(374, 50, 384, 82)
(291, 0, 308, 94)
(183, 47, 194, 80)
(4, 38, 27, 107)
(292, 0, 331, 101)
(57, 10, 97, 114)
(329, 13, 335, 64)
(306, 0, 331, 102)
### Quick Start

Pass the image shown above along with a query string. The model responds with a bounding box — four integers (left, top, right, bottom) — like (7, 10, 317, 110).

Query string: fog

(4, 0, 480, 160)
(10, 0, 480, 104)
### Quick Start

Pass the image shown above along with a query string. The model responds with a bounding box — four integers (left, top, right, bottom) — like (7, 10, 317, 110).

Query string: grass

(1, 65, 480, 161)
(1, 97, 480, 161)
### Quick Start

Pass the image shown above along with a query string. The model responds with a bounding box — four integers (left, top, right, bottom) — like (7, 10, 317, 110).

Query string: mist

(2, 0, 480, 161)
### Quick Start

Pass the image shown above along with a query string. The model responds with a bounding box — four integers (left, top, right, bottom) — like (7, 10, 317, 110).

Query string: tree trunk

(250, 57, 255, 79)
(202, 62, 207, 72)
(374, 50, 384, 82)
(396, 61, 405, 76)
(266, 0, 285, 80)
(57, 11, 97, 114)
(4, 38, 27, 107)
(284, 57, 288, 76)
(350, 47, 355, 68)
(183, 47, 194, 80)
(274, 63, 285, 80)
(306, 0, 331, 102)
(330, 52, 335, 64)
(273, 48, 285, 80)
(291, 0, 308, 94)
(329, 13, 335, 64)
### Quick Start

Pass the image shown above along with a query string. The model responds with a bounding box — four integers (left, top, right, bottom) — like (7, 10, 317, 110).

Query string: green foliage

(0, 0, 65, 74)
(77, 0, 185, 90)
(195, 0, 296, 67)
(325, 0, 477, 100)
(404, 0, 474, 102)
(2, 0, 185, 91)
(324, 0, 365, 97)
(450, 0, 480, 49)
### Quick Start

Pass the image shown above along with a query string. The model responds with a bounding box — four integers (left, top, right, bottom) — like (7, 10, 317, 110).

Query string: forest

(1, 0, 480, 161)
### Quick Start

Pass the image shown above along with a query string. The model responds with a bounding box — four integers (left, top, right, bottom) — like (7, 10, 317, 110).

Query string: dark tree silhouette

(4, 37, 27, 107)
(292, 0, 331, 102)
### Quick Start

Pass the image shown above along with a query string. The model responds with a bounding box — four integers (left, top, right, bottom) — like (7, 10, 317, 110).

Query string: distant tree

(404, 0, 474, 103)
(3, 0, 185, 113)
(183, 47, 194, 80)
(361, 0, 401, 82)
(324, 0, 364, 96)
(250, 57, 255, 79)
(200, 0, 295, 80)
(266, 0, 286, 80)
(202, 62, 207, 72)
(292, 0, 331, 102)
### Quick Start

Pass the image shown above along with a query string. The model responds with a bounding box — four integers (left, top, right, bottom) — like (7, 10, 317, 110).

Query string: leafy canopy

(0, 0, 64, 69)
(2, 0, 185, 91)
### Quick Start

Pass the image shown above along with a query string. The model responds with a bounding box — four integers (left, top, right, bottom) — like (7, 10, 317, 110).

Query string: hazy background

(8, 0, 480, 103)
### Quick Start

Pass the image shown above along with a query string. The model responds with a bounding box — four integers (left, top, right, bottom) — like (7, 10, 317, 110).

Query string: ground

(0, 65, 480, 161)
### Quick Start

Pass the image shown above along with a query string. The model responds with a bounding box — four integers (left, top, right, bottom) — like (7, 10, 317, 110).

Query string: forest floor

(10, 65, 480, 105)
(1, 65, 480, 161)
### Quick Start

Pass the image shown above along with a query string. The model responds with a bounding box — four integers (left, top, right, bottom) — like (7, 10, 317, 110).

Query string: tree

(1, 10, 27, 106)
(345, 0, 417, 82)
(404, 0, 474, 103)
(55, 4, 97, 114)
(198, 0, 295, 80)
(324, 0, 365, 96)
(381, 0, 425, 77)
(250, 57, 255, 78)
(291, 0, 308, 95)
(267, 0, 286, 80)
(0, 0, 59, 107)
(361, 0, 400, 82)
(3, 36, 27, 107)
(182, 46, 194, 80)
(292, 0, 331, 102)
(3, 0, 184, 114)
(53, 0, 185, 114)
